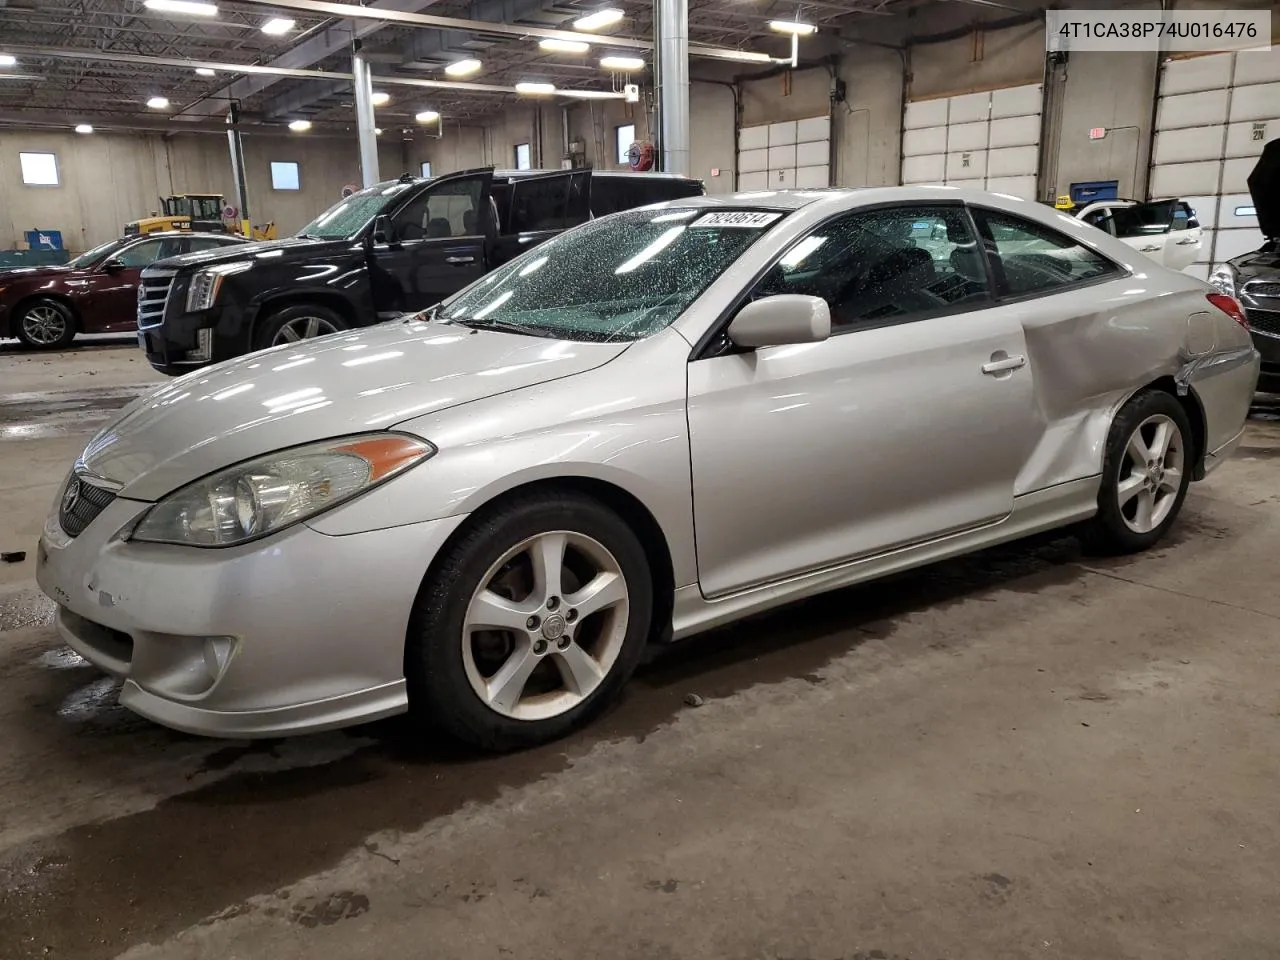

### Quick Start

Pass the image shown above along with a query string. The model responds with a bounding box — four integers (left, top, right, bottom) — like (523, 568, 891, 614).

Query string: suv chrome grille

(138, 269, 176, 329)
(1243, 280, 1280, 300)
(58, 474, 118, 538)
(1245, 308, 1280, 338)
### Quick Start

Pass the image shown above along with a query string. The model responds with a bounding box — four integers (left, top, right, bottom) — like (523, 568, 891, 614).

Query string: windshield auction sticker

(1046, 9, 1271, 52)
(690, 211, 783, 229)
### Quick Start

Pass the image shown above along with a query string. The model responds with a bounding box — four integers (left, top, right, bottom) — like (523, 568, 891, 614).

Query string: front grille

(1243, 280, 1280, 300)
(1245, 308, 1280, 338)
(137, 269, 177, 329)
(59, 474, 118, 538)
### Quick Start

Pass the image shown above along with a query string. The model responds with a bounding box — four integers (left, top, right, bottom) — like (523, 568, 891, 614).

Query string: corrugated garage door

(900, 84, 1043, 200)
(1149, 50, 1280, 281)
(737, 116, 830, 191)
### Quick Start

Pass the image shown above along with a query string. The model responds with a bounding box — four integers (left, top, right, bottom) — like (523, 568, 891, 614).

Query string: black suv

(1211, 139, 1279, 392)
(137, 167, 703, 374)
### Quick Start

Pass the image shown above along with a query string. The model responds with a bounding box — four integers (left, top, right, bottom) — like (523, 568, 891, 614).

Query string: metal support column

(657, 0, 689, 175)
(226, 101, 251, 237)
(352, 44, 380, 187)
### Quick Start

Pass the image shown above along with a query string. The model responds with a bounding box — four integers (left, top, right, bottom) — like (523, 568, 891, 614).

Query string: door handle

(982, 355, 1026, 375)
(1175, 237, 1199, 245)
(445, 255, 476, 265)
(1139, 244, 1161, 252)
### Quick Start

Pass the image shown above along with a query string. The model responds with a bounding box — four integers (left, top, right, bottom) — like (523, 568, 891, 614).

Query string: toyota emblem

(62, 477, 80, 513)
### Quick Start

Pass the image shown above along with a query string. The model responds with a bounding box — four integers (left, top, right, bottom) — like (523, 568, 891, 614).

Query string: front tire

(1082, 389, 1192, 555)
(14, 298, 76, 349)
(406, 492, 654, 752)
(252, 303, 346, 351)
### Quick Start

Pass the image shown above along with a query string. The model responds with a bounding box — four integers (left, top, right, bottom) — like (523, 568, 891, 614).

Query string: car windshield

(438, 207, 783, 342)
(67, 238, 127, 268)
(295, 181, 419, 239)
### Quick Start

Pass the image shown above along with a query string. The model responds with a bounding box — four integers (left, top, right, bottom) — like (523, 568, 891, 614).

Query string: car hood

(154, 236, 346, 272)
(0, 264, 77, 283)
(1248, 138, 1280, 241)
(80, 318, 630, 500)
(1229, 242, 1280, 280)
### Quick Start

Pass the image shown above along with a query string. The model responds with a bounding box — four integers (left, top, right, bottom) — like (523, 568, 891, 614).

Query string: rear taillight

(1206, 292, 1249, 330)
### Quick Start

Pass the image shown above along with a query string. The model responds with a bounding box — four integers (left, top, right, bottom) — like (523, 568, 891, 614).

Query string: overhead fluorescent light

(261, 17, 295, 35)
(600, 55, 644, 71)
(539, 38, 590, 53)
(195, 67, 216, 76)
(415, 110, 440, 123)
(74, 124, 94, 134)
(0, 55, 16, 67)
(710, 49, 773, 62)
(288, 119, 311, 131)
(146, 96, 170, 109)
(560, 89, 624, 99)
(768, 20, 817, 35)
(573, 8, 624, 31)
(444, 58, 481, 77)
(515, 81, 556, 95)
(371, 91, 390, 106)
(144, 0, 218, 16)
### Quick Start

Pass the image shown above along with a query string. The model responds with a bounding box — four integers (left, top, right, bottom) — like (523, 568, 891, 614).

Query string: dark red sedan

(0, 231, 248, 349)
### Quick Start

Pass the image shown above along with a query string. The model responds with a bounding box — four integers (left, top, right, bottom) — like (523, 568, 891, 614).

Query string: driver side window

(392, 178, 485, 241)
(114, 238, 173, 268)
(753, 205, 992, 331)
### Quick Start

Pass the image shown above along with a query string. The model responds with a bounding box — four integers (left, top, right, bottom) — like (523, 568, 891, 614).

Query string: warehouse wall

(0, 129, 406, 250)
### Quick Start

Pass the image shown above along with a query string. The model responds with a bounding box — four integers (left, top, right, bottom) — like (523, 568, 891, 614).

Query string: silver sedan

(37, 188, 1259, 749)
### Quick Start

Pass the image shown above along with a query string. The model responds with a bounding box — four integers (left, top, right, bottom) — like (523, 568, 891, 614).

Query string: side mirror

(727, 294, 831, 349)
(371, 214, 396, 246)
(101, 258, 126, 274)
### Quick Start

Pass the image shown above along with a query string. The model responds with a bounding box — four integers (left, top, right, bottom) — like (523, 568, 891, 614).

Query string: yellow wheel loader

(124, 194, 276, 241)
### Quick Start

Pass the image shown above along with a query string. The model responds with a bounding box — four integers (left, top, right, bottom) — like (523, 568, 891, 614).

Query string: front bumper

(36, 496, 467, 737)
(139, 307, 246, 376)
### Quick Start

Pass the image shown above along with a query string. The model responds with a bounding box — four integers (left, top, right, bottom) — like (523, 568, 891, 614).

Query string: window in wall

(421, 161, 432, 179)
(270, 161, 301, 190)
(19, 152, 59, 186)
(514, 143, 532, 171)
(973, 208, 1121, 298)
(615, 123, 636, 165)
(754, 205, 992, 330)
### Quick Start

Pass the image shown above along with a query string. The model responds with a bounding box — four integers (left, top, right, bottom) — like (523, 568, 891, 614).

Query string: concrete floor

(3, 336, 1280, 960)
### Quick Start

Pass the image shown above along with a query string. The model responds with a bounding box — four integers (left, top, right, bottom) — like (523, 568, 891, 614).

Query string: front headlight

(131, 433, 434, 547)
(1209, 265, 1237, 300)
(186, 261, 253, 312)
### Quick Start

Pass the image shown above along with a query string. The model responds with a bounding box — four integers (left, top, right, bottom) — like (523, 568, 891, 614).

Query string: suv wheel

(14, 298, 76, 350)
(406, 492, 653, 751)
(254, 303, 346, 350)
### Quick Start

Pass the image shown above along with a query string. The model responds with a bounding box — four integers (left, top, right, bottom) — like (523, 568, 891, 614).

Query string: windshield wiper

(294, 233, 327, 241)
(449, 317, 558, 338)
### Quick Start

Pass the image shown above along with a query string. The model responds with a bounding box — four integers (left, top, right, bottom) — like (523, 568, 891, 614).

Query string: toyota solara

(37, 187, 1259, 750)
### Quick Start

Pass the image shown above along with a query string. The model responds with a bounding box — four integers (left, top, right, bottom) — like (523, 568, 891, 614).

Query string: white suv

(1074, 198, 1203, 272)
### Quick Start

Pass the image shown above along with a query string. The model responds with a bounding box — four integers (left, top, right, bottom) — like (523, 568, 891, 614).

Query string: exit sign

(1089, 127, 1107, 140)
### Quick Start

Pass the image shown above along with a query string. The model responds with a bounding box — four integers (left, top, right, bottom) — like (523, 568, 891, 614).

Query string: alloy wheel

(22, 305, 68, 345)
(272, 315, 340, 345)
(1116, 413, 1184, 534)
(461, 530, 630, 721)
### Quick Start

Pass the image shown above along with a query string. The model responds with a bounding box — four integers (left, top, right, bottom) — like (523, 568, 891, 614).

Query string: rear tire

(406, 492, 653, 752)
(1081, 389, 1192, 555)
(252, 303, 346, 351)
(14, 298, 76, 350)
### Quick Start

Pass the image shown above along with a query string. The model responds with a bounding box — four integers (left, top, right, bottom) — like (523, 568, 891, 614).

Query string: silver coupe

(37, 187, 1260, 749)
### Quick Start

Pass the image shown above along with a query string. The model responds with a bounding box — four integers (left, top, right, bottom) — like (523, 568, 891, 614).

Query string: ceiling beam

(180, 0, 447, 118)
(223, 0, 778, 61)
